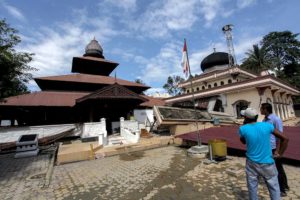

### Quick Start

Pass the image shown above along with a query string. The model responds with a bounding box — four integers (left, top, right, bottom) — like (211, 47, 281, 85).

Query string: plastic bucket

(208, 139, 227, 159)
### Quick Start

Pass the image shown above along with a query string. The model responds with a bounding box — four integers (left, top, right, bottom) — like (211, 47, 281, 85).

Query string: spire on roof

(83, 37, 105, 59)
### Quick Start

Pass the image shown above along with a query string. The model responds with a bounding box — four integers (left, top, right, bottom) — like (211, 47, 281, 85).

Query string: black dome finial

(200, 52, 233, 72)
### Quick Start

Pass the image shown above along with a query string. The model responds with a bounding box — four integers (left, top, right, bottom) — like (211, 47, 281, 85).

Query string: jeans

(246, 159, 280, 200)
(272, 150, 289, 192)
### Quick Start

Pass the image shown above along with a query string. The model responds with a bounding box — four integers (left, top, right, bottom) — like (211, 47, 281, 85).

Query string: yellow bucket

(208, 139, 227, 158)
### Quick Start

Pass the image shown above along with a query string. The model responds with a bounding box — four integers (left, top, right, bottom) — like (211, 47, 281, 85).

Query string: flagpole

(184, 38, 202, 147)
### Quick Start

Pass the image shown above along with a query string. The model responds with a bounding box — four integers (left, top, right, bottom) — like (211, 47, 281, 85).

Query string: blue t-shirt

(239, 122, 274, 164)
(263, 113, 283, 149)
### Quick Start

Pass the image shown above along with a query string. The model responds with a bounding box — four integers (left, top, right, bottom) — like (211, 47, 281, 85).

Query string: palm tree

(241, 44, 270, 74)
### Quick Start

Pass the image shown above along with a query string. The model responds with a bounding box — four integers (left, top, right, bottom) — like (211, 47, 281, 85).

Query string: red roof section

(177, 125, 300, 161)
(35, 73, 150, 88)
(139, 95, 166, 107)
(75, 56, 119, 65)
(0, 91, 89, 107)
(77, 83, 147, 103)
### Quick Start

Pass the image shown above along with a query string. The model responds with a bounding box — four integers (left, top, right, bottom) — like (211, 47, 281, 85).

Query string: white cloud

(2, 3, 26, 22)
(104, 0, 137, 12)
(144, 87, 167, 96)
(237, 0, 256, 9)
(17, 10, 119, 90)
(138, 42, 182, 84)
(129, 0, 199, 38)
(198, 0, 222, 26)
(234, 36, 261, 63)
(96, 0, 258, 39)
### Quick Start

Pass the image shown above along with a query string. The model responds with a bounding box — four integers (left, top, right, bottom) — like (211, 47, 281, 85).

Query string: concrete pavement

(0, 146, 300, 200)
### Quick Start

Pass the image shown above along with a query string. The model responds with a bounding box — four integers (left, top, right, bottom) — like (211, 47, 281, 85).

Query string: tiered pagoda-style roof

(35, 73, 149, 93)
(0, 38, 164, 126)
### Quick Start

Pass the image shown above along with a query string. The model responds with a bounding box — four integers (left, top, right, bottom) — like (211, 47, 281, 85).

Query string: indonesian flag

(181, 39, 190, 79)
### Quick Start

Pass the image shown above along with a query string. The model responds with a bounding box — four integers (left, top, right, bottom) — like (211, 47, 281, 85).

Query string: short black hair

(261, 103, 273, 113)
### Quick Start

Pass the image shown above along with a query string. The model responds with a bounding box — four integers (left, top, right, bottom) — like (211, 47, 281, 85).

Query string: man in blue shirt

(261, 103, 289, 197)
(239, 108, 289, 200)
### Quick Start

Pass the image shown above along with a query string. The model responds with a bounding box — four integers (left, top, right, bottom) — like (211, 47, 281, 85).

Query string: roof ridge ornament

(83, 38, 105, 59)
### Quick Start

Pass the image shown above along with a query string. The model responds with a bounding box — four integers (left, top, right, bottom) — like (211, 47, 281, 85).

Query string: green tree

(241, 44, 270, 74)
(0, 19, 36, 100)
(261, 31, 300, 74)
(163, 75, 184, 96)
(241, 31, 300, 102)
(134, 78, 145, 85)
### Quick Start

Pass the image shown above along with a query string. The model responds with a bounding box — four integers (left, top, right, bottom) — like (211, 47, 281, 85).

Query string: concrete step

(107, 136, 128, 145)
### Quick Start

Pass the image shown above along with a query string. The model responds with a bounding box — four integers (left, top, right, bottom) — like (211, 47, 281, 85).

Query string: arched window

(196, 87, 199, 91)
(220, 81, 224, 86)
(214, 83, 218, 87)
(232, 100, 250, 118)
(228, 79, 232, 84)
(186, 90, 189, 93)
(202, 86, 205, 90)
(208, 84, 211, 88)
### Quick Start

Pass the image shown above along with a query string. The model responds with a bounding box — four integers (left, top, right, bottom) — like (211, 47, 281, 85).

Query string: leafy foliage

(262, 31, 300, 73)
(241, 44, 271, 74)
(163, 75, 184, 96)
(0, 19, 36, 99)
(241, 31, 300, 103)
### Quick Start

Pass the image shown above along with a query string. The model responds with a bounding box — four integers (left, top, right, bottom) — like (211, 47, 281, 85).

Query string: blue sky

(1, 0, 300, 94)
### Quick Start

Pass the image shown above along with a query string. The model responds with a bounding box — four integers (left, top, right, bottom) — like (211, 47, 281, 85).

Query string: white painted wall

(120, 117, 140, 143)
(134, 109, 154, 123)
(82, 118, 107, 145)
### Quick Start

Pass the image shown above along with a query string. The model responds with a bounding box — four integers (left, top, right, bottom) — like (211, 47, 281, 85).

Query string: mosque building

(165, 51, 300, 121)
(0, 38, 164, 128)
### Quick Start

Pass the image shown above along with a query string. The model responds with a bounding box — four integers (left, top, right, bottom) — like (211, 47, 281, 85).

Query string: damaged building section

(153, 106, 238, 136)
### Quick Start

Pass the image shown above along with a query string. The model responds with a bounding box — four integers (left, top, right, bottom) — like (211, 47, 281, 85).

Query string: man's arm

(272, 128, 289, 157)
(274, 118, 283, 154)
(240, 137, 246, 144)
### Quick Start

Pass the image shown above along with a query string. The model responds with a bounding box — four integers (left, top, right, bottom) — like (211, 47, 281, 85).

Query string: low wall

(82, 118, 107, 146)
(120, 117, 140, 143)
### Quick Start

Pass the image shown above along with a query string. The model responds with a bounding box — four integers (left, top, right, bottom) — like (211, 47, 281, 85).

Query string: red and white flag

(181, 39, 190, 79)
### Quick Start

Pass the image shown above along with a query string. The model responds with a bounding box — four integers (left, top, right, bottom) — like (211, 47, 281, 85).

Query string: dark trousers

(272, 150, 289, 192)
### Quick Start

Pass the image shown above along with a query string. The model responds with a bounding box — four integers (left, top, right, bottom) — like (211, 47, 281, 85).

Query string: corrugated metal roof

(0, 91, 89, 107)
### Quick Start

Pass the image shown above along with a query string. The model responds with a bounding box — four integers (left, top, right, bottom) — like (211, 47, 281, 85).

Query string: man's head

(241, 107, 258, 123)
(260, 103, 273, 115)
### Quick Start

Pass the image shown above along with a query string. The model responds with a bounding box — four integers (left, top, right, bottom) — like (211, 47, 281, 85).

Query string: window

(213, 99, 224, 112)
(214, 83, 218, 87)
(186, 90, 189, 93)
(202, 86, 205, 90)
(233, 100, 249, 118)
(228, 79, 232, 84)
(196, 87, 199, 91)
(208, 84, 211, 88)
(220, 81, 224, 86)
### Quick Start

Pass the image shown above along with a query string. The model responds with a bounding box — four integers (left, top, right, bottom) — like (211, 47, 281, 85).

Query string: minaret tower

(222, 24, 237, 67)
